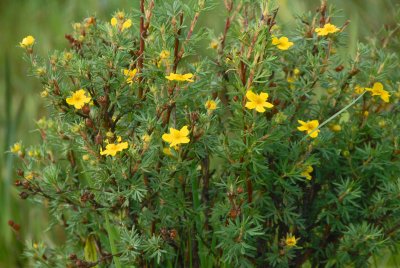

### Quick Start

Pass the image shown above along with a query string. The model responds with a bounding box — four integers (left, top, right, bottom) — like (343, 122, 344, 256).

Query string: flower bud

(85, 118, 94, 128)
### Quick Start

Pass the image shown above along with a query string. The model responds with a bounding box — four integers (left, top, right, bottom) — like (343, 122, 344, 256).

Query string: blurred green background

(0, 0, 398, 267)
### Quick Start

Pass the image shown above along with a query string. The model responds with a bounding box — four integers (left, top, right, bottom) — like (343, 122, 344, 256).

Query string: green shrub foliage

(14, 0, 400, 267)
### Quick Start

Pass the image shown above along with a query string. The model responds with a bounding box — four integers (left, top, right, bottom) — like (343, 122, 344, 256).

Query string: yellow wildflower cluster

(301, 166, 313, 180)
(123, 68, 138, 84)
(272, 36, 293, 50)
(162, 126, 190, 148)
(158, 50, 170, 67)
(100, 139, 129, 156)
(165, 73, 194, 82)
(10, 142, 22, 154)
(66, 89, 91, 109)
(245, 90, 274, 113)
(20, 35, 35, 48)
(285, 233, 298, 247)
(110, 12, 132, 31)
(315, 23, 340, 36)
(209, 40, 219, 49)
(297, 120, 320, 138)
(205, 100, 217, 111)
(365, 82, 390, 103)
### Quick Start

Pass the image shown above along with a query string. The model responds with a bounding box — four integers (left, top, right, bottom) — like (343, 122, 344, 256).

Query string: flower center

(253, 96, 263, 105)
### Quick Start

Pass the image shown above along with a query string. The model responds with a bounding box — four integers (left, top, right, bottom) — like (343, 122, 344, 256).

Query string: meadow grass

(0, 0, 398, 266)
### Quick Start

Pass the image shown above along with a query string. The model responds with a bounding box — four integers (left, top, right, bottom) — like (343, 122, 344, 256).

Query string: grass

(0, 0, 398, 267)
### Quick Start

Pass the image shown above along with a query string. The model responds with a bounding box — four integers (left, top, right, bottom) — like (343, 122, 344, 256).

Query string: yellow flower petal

(110, 17, 117, 26)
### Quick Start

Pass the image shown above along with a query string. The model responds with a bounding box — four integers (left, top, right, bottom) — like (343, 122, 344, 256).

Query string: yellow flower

(210, 40, 218, 49)
(205, 100, 217, 110)
(272, 36, 293, 50)
(354, 85, 365, 94)
(121, 19, 132, 31)
(20, 35, 35, 48)
(160, 50, 170, 59)
(100, 141, 129, 156)
(287, 76, 295, 83)
(162, 126, 190, 147)
(315, 23, 340, 36)
(365, 82, 390, 103)
(25, 172, 34, 180)
(285, 233, 297, 247)
(63, 52, 73, 61)
(297, 120, 320, 138)
(106, 131, 114, 138)
(158, 50, 170, 67)
(142, 134, 151, 143)
(330, 124, 342, 132)
(40, 90, 48, 98)
(294, 68, 301, 75)
(301, 166, 313, 180)
(123, 68, 138, 84)
(165, 73, 194, 82)
(110, 17, 118, 26)
(10, 142, 22, 154)
(245, 90, 274, 113)
(66, 89, 91, 109)
(163, 147, 173, 156)
(82, 154, 90, 161)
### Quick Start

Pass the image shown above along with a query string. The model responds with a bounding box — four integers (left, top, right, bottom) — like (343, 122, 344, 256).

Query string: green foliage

(10, 0, 400, 267)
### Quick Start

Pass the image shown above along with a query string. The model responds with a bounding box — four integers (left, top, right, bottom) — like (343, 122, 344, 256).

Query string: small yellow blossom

(142, 134, 151, 143)
(28, 150, 35, 157)
(297, 120, 320, 138)
(162, 126, 190, 148)
(330, 124, 342, 132)
(73, 23, 82, 31)
(287, 76, 295, 83)
(272, 36, 293, 50)
(160, 50, 170, 59)
(25, 172, 34, 180)
(315, 23, 340, 36)
(245, 90, 274, 113)
(33, 243, 39, 249)
(158, 50, 170, 67)
(100, 141, 129, 156)
(10, 142, 22, 154)
(163, 147, 173, 156)
(40, 90, 49, 98)
(110, 17, 118, 26)
(210, 40, 219, 49)
(301, 166, 313, 180)
(123, 68, 138, 84)
(205, 100, 217, 110)
(121, 19, 132, 31)
(294, 68, 301, 75)
(165, 73, 194, 82)
(365, 82, 390, 103)
(66, 89, 91, 109)
(36, 67, 46, 76)
(82, 154, 90, 161)
(63, 52, 73, 61)
(285, 233, 298, 247)
(363, 111, 369, 117)
(354, 85, 365, 94)
(20, 35, 35, 48)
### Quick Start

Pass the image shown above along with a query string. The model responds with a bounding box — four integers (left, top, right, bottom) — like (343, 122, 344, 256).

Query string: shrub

(13, 0, 400, 267)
